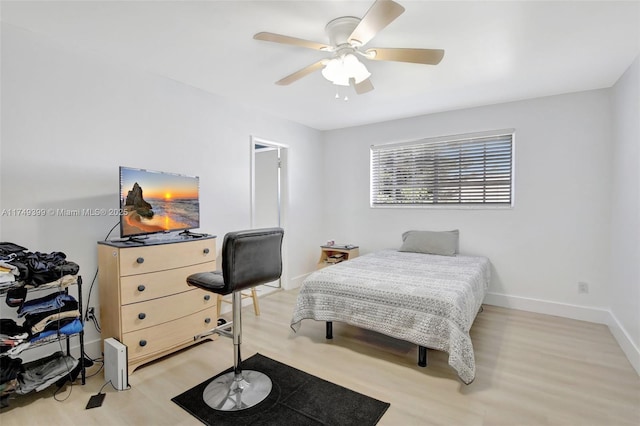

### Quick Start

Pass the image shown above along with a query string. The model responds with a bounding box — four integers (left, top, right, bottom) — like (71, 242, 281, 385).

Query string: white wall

(610, 56, 640, 373)
(0, 23, 325, 357)
(322, 90, 614, 321)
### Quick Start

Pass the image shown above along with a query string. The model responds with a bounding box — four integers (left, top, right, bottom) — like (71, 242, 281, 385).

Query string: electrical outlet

(86, 307, 95, 320)
(578, 282, 589, 294)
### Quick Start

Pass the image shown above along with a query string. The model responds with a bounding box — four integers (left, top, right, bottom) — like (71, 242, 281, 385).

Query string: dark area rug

(172, 353, 390, 425)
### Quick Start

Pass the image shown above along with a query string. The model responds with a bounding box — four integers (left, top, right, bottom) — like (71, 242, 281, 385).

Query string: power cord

(85, 377, 131, 410)
(52, 344, 76, 402)
(83, 272, 101, 333)
(83, 354, 104, 379)
(104, 221, 119, 241)
(82, 221, 119, 331)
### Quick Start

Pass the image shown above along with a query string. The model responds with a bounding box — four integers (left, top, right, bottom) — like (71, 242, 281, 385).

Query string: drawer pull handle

(136, 257, 144, 264)
(204, 317, 211, 324)
(203, 248, 210, 254)
(137, 285, 146, 292)
(139, 339, 147, 347)
(138, 313, 146, 320)
(204, 295, 211, 301)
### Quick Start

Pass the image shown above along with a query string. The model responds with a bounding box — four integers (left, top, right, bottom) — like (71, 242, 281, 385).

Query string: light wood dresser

(97, 235, 217, 374)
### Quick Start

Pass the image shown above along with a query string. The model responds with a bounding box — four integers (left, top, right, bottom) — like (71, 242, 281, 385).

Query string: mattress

(290, 249, 491, 384)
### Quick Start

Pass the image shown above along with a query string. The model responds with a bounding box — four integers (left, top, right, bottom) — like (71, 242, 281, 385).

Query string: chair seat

(187, 271, 228, 295)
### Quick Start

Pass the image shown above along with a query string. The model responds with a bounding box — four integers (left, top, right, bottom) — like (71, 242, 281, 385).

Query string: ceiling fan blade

(276, 60, 326, 86)
(365, 48, 445, 65)
(351, 77, 375, 94)
(348, 0, 405, 47)
(254, 32, 331, 51)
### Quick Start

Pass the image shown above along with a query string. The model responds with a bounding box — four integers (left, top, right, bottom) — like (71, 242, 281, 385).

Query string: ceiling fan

(253, 0, 444, 95)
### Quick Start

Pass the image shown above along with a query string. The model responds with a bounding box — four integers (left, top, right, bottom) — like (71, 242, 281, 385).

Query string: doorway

(250, 136, 288, 290)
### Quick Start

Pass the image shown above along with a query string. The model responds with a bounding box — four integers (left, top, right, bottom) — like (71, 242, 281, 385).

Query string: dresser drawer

(122, 308, 215, 361)
(121, 288, 216, 333)
(120, 261, 215, 305)
(119, 239, 215, 276)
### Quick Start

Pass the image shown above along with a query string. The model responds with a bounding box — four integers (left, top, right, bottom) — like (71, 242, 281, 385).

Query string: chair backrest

(220, 227, 284, 293)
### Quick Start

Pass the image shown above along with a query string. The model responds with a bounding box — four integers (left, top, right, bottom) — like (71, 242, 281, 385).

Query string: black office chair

(187, 227, 284, 411)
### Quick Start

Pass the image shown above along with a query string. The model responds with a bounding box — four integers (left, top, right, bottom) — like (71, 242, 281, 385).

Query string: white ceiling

(2, 1, 639, 130)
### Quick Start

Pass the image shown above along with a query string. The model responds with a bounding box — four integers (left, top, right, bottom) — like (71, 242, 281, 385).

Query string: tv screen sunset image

(120, 167, 199, 237)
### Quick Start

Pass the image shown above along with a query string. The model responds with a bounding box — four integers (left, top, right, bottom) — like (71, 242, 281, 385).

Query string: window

(370, 129, 514, 207)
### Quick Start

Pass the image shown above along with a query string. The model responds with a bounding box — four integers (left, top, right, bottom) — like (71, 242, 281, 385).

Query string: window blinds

(370, 130, 514, 206)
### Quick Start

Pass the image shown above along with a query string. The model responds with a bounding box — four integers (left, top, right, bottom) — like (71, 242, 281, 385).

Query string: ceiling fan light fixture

(343, 53, 371, 83)
(321, 54, 371, 86)
(321, 57, 348, 86)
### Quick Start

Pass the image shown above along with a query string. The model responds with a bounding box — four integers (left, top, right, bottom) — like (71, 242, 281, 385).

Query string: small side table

(317, 245, 359, 269)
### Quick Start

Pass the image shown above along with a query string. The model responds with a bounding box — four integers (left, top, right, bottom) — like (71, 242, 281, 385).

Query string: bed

(290, 244, 491, 384)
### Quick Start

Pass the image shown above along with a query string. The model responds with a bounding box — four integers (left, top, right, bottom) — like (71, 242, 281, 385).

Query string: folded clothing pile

(0, 242, 79, 291)
(1, 292, 82, 356)
(15, 351, 78, 395)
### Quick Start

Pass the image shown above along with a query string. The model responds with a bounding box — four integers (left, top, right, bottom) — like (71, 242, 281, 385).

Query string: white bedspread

(290, 249, 491, 384)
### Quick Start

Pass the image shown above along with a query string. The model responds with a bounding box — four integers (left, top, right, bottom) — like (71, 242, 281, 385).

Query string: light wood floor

(1, 289, 639, 425)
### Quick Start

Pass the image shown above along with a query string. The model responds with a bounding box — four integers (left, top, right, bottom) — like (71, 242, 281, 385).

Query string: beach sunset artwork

(119, 167, 200, 237)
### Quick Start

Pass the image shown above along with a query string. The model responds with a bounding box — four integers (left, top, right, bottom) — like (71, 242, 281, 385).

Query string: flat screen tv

(119, 166, 200, 238)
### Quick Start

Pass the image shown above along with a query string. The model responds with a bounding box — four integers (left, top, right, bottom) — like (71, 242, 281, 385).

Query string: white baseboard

(484, 291, 640, 376)
(83, 338, 103, 360)
(287, 272, 310, 290)
(606, 312, 640, 375)
(483, 292, 610, 323)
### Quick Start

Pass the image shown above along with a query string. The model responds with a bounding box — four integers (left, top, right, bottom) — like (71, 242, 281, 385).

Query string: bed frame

(325, 321, 428, 367)
(324, 307, 486, 369)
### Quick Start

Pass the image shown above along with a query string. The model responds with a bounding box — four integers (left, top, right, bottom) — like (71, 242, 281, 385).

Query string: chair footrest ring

(194, 320, 233, 341)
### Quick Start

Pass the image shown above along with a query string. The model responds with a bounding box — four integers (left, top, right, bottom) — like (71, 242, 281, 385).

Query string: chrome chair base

(203, 370, 272, 411)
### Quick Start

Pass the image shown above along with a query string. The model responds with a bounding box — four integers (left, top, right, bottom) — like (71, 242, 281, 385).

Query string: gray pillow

(399, 230, 459, 256)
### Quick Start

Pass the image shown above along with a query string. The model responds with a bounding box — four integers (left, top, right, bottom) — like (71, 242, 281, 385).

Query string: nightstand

(317, 245, 359, 269)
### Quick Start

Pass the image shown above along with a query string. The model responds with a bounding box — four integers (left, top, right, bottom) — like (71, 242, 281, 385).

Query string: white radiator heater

(104, 338, 128, 391)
